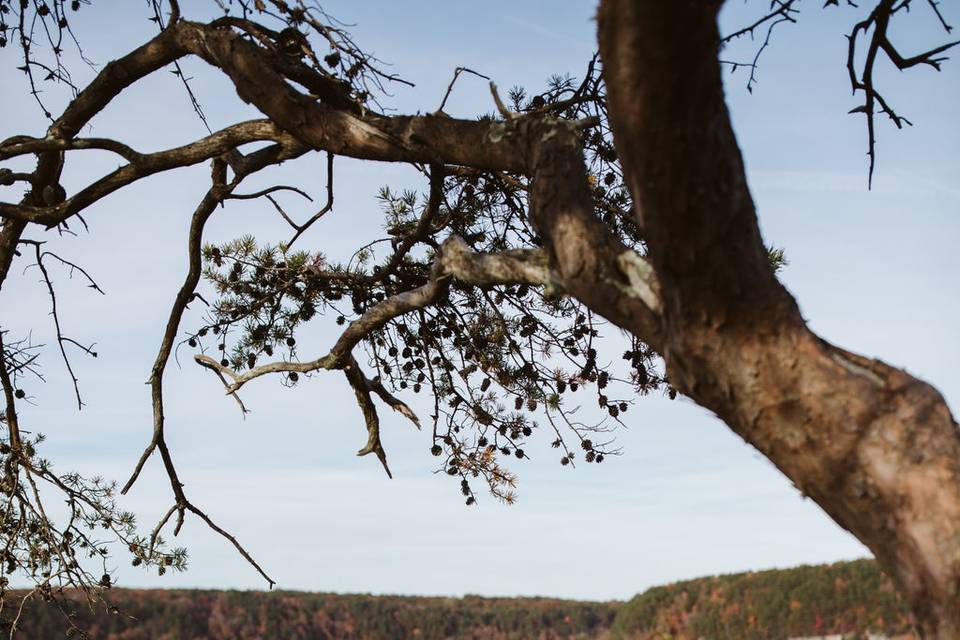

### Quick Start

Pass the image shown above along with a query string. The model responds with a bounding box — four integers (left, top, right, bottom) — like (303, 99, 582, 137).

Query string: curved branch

(121, 153, 285, 587)
(0, 121, 291, 227)
(122, 160, 229, 496)
(0, 137, 142, 163)
(172, 20, 529, 171)
(123, 133, 312, 493)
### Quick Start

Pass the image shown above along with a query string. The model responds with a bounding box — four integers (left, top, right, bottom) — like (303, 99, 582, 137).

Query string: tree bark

(597, 1, 960, 636)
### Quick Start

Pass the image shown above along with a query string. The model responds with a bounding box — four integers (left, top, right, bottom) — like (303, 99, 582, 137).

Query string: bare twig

(28, 242, 100, 409)
(437, 66, 490, 114)
(846, 0, 958, 185)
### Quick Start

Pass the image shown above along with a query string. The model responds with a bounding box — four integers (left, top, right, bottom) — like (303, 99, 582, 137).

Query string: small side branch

(26, 242, 101, 409)
(343, 355, 392, 478)
(846, 0, 959, 185)
(436, 66, 490, 114)
(720, 0, 800, 93)
(288, 151, 334, 248)
(123, 156, 280, 589)
(194, 356, 250, 415)
(366, 374, 421, 430)
(122, 159, 230, 496)
(185, 502, 274, 588)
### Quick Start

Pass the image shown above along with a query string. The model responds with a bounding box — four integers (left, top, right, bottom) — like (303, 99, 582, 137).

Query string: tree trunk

(597, 1, 960, 636)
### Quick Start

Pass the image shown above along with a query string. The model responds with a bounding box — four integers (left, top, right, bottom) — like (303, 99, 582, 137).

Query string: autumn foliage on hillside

(610, 559, 915, 640)
(6, 559, 921, 639)
(10, 589, 618, 639)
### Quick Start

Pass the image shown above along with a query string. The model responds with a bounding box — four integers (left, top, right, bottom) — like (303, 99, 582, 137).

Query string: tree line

(11, 559, 916, 639)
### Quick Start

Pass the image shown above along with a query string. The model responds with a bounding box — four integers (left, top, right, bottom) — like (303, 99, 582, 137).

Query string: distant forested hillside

(7, 559, 917, 639)
(9, 589, 618, 639)
(610, 558, 915, 639)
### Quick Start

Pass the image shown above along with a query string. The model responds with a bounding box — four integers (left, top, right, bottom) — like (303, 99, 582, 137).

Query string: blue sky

(1, 1, 957, 601)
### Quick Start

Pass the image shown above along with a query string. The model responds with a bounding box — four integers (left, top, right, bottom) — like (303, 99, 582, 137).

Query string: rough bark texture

(597, 2, 960, 637)
(175, 22, 528, 172)
(525, 120, 663, 349)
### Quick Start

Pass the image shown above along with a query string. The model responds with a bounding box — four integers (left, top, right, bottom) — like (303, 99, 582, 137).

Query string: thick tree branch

(598, 2, 960, 636)
(526, 120, 663, 348)
(172, 20, 529, 171)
